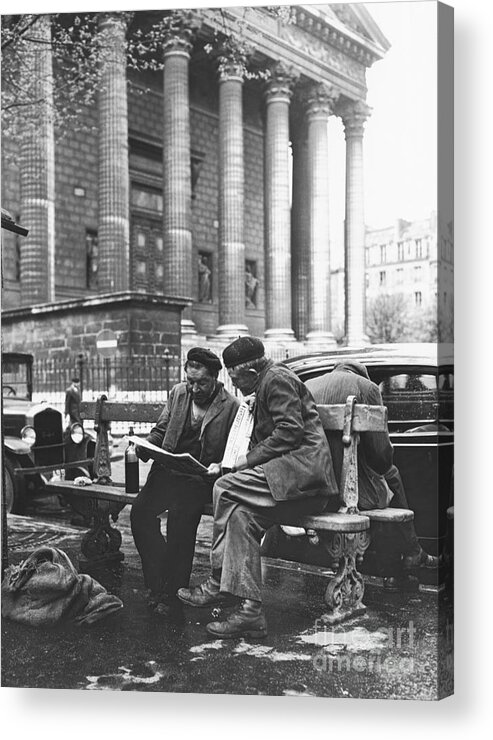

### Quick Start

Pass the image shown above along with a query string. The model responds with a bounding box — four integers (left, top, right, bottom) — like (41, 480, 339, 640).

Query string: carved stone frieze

(280, 22, 368, 84)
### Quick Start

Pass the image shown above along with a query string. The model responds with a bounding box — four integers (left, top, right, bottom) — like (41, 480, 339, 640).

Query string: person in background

(131, 347, 239, 616)
(305, 361, 439, 577)
(178, 336, 337, 638)
(64, 377, 81, 428)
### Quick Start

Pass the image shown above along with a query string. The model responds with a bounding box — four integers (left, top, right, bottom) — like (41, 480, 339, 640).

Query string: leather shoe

(177, 577, 233, 608)
(383, 575, 419, 592)
(206, 599, 267, 639)
(403, 549, 440, 571)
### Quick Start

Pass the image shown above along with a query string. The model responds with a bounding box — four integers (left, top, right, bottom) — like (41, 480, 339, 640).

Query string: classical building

(1, 5, 389, 367)
(365, 212, 454, 339)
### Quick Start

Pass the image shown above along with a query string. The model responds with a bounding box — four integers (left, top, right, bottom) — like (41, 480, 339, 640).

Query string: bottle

(125, 426, 139, 494)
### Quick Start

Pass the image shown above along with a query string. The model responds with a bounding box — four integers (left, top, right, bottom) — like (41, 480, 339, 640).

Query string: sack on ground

(1, 546, 123, 627)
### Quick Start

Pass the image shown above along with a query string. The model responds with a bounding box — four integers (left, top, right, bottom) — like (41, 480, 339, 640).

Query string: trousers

(211, 466, 327, 602)
(130, 464, 212, 596)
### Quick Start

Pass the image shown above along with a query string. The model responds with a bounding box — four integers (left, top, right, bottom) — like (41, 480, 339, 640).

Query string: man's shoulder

(218, 385, 240, 408)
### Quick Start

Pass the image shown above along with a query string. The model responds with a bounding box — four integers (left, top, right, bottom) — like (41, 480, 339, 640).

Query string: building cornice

(1, 292, 191, 322)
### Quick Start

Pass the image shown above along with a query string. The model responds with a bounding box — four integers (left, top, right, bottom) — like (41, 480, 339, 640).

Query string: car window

(375, 371, 453, 428)
(2, 360, 30, 398)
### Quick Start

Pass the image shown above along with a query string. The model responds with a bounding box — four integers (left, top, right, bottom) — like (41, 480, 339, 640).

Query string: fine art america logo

(309, 618, 453, 676)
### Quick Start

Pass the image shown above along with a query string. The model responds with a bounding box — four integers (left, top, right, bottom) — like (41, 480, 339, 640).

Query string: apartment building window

(414, 291, 422, 306)
(380, 244, 387, 263)
(397, 241, 404, 260)
(379, 270, 386, 287)
(414, 265, 422, 282)
(415, 238, 422, 258)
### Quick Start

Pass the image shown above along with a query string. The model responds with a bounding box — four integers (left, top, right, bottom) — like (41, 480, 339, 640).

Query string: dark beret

(222, 336, 265, 369)
(186, 347, 222, 374)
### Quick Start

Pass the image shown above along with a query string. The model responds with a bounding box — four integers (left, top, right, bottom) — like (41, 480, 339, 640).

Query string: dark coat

(305, 361, 393, 509)
(246, 360, 338, 501)
(147, 382, 240, 467)
(64, 386, 81, 424)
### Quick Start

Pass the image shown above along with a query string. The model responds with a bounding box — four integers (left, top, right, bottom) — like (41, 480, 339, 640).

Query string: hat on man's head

(186, 347, 222, 374)
(222, 336, 265, 369)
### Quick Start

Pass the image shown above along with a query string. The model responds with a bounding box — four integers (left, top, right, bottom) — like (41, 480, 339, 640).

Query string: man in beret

(178, 336, 338, 638)
(131, 347, 239, 615)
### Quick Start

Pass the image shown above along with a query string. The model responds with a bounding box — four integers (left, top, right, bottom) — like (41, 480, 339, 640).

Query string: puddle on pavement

(297, 626, 389, 653)
(189, 639, 312, 662)
(85, 661, 164, 690)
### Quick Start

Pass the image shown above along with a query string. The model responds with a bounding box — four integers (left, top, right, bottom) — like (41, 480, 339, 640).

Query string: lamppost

(163, 348, 171, 398)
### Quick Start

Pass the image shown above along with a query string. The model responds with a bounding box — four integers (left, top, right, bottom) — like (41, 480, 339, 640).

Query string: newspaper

(221, 400, 255, 470)
(126, 436, 208, 476)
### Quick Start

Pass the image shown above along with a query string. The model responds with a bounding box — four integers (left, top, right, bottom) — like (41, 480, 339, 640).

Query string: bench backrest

(85, 394, 388, 512)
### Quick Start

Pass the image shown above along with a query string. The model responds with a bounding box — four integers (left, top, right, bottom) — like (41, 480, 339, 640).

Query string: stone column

(341, 100, 371, 346)
(19, 15, 55, 306)
(97, 13, 130, 293)
(305, 84, 338, 346)
(162, 21, 196, 335)
(263, 67, 295, 342)
(216, 56, 248, 338)
(290, 113, 310, 341)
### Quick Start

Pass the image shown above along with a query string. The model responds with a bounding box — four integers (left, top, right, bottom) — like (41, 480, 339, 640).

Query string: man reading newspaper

(131, 347, 239, 616)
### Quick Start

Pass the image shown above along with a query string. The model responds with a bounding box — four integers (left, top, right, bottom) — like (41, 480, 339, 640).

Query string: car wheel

(2, 457, 26, 514)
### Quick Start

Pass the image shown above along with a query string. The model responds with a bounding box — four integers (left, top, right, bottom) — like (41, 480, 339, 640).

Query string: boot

(177, 576, 234, 608)
(206, 599, 267, 639)
(398, 521, 440, 570)
(403, 549, 440, 570)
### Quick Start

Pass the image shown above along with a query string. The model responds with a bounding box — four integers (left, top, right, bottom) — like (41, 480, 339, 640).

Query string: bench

(45, 393, 414, 625)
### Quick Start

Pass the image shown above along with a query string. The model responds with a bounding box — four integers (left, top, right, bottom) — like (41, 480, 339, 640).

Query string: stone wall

(1, 293, 186, 387)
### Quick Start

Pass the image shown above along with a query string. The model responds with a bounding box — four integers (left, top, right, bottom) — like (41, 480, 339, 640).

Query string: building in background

(1, 5, 390, 366)
(364, 212, 454, 342)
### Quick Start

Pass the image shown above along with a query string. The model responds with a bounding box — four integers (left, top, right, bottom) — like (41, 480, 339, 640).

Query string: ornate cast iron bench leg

(65, 494, 126, 570)
(318, 529, 370, 625)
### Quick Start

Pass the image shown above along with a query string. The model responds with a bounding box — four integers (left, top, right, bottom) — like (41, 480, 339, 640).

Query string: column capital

(218, 54, 246, 83)
(340, 99, 372, 137)
(305, 83, 340, 119)
(98, 11, 134, 33)
(264, 63, 298, 104)
(162, 11, 199, 58)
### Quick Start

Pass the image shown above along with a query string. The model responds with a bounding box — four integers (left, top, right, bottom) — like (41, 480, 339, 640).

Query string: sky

(328, 1, 437, 266)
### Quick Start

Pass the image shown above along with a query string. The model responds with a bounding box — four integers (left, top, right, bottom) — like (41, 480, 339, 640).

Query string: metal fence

(32, 344, 295, 403)
(33, 355, 177, 404)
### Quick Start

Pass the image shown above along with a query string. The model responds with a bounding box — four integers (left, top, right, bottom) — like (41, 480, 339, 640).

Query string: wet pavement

(1, 454, 453, 699)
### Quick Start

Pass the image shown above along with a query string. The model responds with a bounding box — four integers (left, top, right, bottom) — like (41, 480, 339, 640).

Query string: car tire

(2, 456, 26, 514)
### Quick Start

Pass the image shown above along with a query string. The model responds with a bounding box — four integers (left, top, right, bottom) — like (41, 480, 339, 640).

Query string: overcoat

(147, 382, 239, 467)
(245, 360, 338, 501)
(305, 361, 393, 509)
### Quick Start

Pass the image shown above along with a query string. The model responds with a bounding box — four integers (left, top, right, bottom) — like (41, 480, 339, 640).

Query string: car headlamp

(21, 425, 36, 447)
(70, 423, 84, 444)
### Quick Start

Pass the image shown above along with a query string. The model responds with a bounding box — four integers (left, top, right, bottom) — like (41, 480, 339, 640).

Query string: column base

(345, 332, 371, 348)
(305, 330, 338, 349)
(264, 328, 296, 342)
(215, 323, 250, 339)
(181, 318, 198, 337)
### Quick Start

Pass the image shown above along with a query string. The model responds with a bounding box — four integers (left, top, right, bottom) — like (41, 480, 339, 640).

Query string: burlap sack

(1, 546, 123, 627)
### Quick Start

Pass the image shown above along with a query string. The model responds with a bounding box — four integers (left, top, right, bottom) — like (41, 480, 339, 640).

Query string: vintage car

(281, 342, 454, 559)
(1, 352, 97, 513)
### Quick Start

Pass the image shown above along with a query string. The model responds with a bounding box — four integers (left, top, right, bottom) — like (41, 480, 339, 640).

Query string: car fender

(3, 436, 33, 458)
